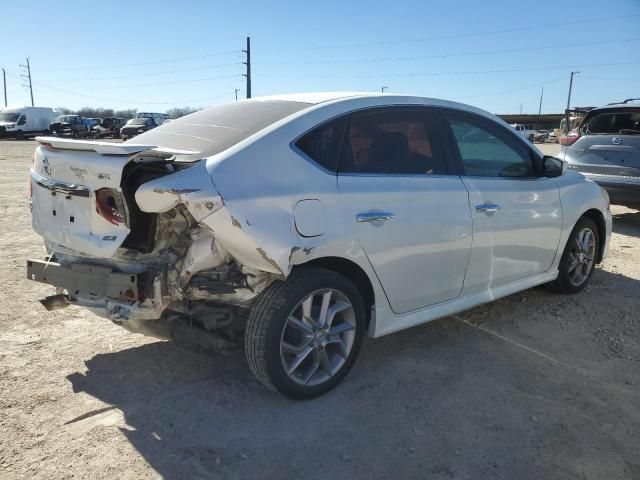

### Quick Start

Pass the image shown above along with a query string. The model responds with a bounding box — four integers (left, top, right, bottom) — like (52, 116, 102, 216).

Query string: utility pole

(565, 71, 579, 133)
(235, 88, 240, 101)
(381, 86, 388, 93)
(2, 68, 7, 107)
(537, 86, 544, 127)
(19, 57, 34, 106)
(242, 37, 251, 99)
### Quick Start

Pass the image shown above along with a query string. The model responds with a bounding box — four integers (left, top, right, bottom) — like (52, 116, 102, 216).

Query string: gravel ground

(0, 139, 638, 480)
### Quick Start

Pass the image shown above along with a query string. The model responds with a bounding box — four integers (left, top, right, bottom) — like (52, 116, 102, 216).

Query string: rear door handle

(356, 212, 395, 223)
(475, 203, 501, 213)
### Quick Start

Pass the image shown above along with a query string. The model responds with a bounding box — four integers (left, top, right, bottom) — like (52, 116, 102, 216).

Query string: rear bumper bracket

(26, 258, 139, 302)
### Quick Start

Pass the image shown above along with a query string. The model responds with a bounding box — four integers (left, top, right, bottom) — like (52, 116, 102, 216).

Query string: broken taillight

(95, 188, 126, 225)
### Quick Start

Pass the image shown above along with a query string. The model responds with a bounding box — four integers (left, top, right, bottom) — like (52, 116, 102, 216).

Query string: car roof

(257, 92, 379, 104)
(245, 91, 500, 120)
(594, 102, 640, 111)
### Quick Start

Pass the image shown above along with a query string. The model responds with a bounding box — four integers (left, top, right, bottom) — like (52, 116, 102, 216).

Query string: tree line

(55, 106, 201, 120)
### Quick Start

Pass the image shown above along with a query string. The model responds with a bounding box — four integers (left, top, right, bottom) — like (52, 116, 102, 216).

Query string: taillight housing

(560, 129, 581, 146)
(95, 188, 127, 225)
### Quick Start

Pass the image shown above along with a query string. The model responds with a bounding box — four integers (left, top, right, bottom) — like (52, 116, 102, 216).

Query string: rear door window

(339, 107, 448, 175)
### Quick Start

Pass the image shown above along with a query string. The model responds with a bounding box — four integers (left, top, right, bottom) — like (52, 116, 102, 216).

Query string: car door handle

(475, 203, 501, 213)
(356, 212, 395, 223)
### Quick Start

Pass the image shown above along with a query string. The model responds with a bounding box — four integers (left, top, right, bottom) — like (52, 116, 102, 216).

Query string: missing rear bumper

(26, 258, 139, 302)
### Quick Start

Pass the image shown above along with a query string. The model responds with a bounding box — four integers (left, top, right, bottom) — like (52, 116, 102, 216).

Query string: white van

(0, 107, 57, 139)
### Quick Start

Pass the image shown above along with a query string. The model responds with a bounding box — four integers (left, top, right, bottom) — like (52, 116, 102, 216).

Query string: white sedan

(26, 93, 611, 398)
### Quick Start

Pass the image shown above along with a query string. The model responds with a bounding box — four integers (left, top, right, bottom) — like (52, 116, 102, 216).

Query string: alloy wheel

(567, 227, 596, 286)
(279, 289, 356, 386)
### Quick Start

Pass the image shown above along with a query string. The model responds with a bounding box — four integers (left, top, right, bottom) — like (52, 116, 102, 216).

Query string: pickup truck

(511, 123, 536, 142)
(49, 115, 87, 138)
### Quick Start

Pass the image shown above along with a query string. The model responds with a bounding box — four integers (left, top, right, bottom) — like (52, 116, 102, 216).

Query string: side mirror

(543, 155, 565, 177)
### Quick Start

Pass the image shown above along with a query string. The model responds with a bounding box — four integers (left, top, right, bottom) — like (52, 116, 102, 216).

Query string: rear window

(133, 100, 312, 159)
(295, 116, 346, 172)
(583, 109, 640, 135)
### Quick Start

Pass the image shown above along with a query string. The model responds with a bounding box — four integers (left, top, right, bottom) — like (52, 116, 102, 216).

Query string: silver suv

(559, 99, 640, 209)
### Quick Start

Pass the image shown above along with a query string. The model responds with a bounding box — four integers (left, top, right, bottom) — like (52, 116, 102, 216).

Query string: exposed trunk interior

(120, 160, 195, 253)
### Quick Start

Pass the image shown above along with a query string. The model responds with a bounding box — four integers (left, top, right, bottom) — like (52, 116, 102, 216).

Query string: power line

(452, 77, 566, 100)
(37, 49, 242, 73)
(288, 13, 640, 50)
(257, 60, 640, 79)
(377, 60, 640, 78)
(45, 62, 242, 83)
(4, 70, 237, 105)
(80, 74, 241, 91)
(37, 82, 233, 105)
(258, 37, 640, 66)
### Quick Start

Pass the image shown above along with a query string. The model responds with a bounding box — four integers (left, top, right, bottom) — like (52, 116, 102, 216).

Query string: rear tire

(547, 216, 599, 294)
(245, 266, 366, 399)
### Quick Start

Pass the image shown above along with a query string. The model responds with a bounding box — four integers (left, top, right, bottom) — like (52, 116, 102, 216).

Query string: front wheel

(245, 266, 366, 399)
(547, 217, 599, 294)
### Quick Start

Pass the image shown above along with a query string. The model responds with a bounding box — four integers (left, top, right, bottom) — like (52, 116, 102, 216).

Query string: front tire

(548, 216, 599, 294)
(245, 266, 366, 399)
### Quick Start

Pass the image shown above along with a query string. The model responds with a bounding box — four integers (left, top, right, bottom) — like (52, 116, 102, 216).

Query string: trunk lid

(29, 137, 196, 258)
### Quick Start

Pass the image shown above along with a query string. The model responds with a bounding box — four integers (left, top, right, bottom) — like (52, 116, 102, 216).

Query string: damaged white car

(27, 93, 612, 398)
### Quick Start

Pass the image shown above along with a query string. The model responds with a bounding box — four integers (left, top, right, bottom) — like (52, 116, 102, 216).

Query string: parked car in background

(137, 112, 170, 125)
(120, 117, 158, 140)
(511, 123, 536, 141)
(545, 129, 558, 143)
(26, 93, 611, 399)
(49, 115, 87, 138)
(0, 107, 56, 139)
(101, 117, 126, 138)
(558, 99, 640, 209)
(534, 129, 549, 142)
(82, 118, 101, 136)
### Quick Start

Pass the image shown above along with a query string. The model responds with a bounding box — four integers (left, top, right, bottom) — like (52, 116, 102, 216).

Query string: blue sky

(2, 0, 639, 113)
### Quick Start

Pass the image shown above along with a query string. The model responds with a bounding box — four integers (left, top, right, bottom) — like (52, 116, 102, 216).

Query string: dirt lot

(0, 139, 639, 479)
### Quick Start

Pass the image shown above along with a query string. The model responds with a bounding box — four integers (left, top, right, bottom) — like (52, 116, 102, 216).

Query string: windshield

(55, 115, 75, 123)
(0, 113, 20, 122)
(584, 110, 640, 134)
(132, 100, 311, 158)
(127, 118, 148, 125)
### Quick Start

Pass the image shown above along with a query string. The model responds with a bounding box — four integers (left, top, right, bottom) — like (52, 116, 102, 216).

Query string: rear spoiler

(35, 136, 199, 157)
